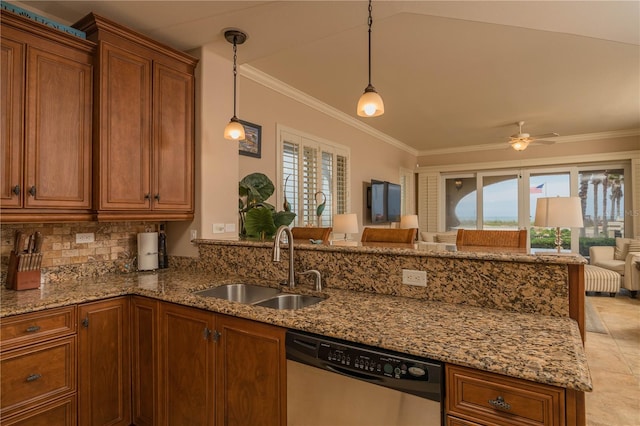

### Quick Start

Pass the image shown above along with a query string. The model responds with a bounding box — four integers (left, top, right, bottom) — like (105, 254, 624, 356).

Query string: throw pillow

(435, 233, 458, 244)
(420, 232, 436, 242)
(614, 238, 632, 260)
(628, 240, 640, 253)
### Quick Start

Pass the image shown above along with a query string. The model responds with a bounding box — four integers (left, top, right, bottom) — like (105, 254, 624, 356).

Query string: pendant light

(357, 0, 384, 117)
(223, 29, 247, 140)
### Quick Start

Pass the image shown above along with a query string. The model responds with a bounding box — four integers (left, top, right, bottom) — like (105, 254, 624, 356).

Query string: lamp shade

(357, 89, 384, 117)
(399, 215, 419, 229)
(333, 213, 359, 235)
(511, 140, 530, 151)
(534, 197, 584, 228)
(224, 118, 245, 140)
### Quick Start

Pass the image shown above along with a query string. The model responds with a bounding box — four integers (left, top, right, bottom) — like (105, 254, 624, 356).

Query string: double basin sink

(194, 283, 324, 310)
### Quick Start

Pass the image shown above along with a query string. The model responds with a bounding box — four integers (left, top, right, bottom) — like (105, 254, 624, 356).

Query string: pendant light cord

(232, 35, 238, 119)
(367, 0, 373, 86)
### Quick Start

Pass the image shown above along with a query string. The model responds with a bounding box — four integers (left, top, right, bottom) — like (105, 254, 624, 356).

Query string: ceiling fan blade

(530, 132, 559, 139)
(531, 139, 556, 145)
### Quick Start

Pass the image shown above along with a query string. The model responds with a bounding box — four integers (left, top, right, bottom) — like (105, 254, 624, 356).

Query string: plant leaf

(274, 211, 296, 228)
(239, 173, 275, 203)
(245, 207, 277, 237)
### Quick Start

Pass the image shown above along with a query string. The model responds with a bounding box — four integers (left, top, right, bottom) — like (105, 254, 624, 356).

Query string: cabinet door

(131, 296, 158, 426)
(78, 297, 131, 426)
(152, 62, 194, 212)
(158, 302, 215, 426)
(24, 45, 92, 209)
(0, 36, 24, 208)
(96, 41, 151, 210)
(216, 315, 286, 426)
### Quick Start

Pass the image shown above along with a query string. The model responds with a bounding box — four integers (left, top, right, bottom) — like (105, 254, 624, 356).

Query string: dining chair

(290, 227, 333, 243)
(360, 227, 416, 244)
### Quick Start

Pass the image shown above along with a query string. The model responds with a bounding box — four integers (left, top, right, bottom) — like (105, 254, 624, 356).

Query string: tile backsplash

(1, 222, 161, 280)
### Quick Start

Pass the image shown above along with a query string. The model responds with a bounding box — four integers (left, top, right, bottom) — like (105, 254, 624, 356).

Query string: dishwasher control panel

(318, 342, 429, 381)
(286, 330, 443, 401)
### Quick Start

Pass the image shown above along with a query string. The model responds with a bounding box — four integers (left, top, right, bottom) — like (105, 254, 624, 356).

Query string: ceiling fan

(509, 121, 559, 151)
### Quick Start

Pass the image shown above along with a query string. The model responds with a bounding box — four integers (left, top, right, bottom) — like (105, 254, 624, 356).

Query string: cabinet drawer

(1, 336, 76, 417)
(1, 394, 76, 426)
(1, 306, 76, 351)
(446, 365, 565, 426)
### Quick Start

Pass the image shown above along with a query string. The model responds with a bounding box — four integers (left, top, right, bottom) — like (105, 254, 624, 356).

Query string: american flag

(530, 183, 544, 194)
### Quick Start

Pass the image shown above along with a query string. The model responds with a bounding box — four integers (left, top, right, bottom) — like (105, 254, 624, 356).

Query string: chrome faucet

(273, 225, 295, 288)
(298, 269, 322, 291)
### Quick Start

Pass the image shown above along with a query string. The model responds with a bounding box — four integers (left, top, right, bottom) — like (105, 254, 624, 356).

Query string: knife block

(5, 251, 41, 290)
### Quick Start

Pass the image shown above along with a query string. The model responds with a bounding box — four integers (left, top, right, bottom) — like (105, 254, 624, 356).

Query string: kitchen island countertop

(0, 268, 591, 392)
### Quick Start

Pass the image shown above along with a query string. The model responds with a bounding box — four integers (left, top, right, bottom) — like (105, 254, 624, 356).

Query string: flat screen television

(370, 180, 402, 224)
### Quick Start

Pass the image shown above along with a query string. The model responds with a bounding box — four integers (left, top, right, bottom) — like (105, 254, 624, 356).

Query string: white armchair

(590, 238, 640, 297)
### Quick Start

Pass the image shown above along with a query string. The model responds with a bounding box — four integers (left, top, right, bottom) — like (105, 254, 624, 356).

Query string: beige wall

(168, 50, 418, 256)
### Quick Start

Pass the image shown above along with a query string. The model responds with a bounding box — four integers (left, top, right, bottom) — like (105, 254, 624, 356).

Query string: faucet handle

(298, 269, 322, 291)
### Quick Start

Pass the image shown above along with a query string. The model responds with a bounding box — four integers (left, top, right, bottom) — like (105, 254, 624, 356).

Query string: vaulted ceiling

(24, 1, 640, 154)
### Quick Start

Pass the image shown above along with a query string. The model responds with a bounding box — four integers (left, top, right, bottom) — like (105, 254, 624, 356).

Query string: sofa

(589, 237, 640, 298)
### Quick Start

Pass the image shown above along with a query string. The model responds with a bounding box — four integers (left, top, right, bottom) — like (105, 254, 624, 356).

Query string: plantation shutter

(336, 154, 348, 215)
(302, 146, 318, 226)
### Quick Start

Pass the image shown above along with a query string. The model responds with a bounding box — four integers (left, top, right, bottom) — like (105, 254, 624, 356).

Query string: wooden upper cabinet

(74, 13, 197, 221)
(1, 36, 24, 209)
(0, 11, 94, 221)
(153, 62, 194, 212)
(24, 46, 92, 209)
(96, 42, 152, 210)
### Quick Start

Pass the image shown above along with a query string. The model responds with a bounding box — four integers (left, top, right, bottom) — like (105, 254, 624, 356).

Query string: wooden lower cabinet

(131, 296, 158, 426)
(134, 299, 286, 426)
(157, 302, 216, 426)
(216, 315, 286, 426)
(446, 364, 568, 426)
(0, 395, 77, 426)
(78, 297, 131, 426)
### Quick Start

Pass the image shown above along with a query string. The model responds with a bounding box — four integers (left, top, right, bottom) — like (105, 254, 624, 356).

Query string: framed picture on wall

(238, 120, 262, 158)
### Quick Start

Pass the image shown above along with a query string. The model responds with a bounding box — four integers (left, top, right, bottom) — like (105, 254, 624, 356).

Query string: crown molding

(239, 65, 419, 156)
(417, 128, 640, 157)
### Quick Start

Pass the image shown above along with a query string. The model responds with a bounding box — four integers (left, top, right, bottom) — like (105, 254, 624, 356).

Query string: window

(442, 163, 629, 254)
(278, 127, 350, 227)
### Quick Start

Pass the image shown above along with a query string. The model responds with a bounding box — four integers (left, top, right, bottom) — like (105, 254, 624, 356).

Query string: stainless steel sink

(253, 294, 325, 310)
(194, 284, 281, 304)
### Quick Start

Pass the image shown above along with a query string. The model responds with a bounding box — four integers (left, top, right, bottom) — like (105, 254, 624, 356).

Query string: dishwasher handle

(326, 364, 383, 383)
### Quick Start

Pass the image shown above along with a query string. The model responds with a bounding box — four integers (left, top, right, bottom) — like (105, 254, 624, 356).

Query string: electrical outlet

(190, 230, 198, 241)
(402, 269, 427, 287)
(212, 223, 225, 234)
(75, 233, 95, 244)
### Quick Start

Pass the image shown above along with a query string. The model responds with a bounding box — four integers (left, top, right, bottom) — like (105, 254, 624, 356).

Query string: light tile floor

(585, 293, 640, 426)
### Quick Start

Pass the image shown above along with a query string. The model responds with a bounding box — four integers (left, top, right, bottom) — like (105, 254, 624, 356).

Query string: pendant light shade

(223, 29, 247, 140)
(357, 0, 384, 117)
(224, 117, 245, 140)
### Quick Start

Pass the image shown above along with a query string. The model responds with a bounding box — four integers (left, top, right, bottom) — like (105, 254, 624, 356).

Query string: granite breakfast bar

(1, 241, 591, 425)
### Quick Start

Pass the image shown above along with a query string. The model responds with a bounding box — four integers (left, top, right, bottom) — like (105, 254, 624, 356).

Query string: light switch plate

(212, 223, 225, 234)
(224, 223, 236, 233)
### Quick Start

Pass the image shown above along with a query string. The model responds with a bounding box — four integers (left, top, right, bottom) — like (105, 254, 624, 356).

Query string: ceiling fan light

(224, 117, 245, 140)
(511, 140, 529, 151)
(357, 86, 384, 117)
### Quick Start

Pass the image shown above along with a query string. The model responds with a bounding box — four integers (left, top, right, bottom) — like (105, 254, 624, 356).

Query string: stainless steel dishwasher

(286, 330, 443, 426)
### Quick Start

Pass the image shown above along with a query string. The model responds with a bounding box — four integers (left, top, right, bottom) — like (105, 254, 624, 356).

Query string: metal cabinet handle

(488, 396, 511, 411)
(26, 373, 42, 382)
(144, 193, 150, 200)
(154, 194, 160, 201)
(81, 317, 89, 328)
(25, 325, 41, 333)
(28, 186, 36, 197)
(12, 185, 20, 196)
(202, 328, 221, 342)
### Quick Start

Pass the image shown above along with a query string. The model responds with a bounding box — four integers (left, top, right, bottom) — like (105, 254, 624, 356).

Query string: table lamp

(399, 214, 419, 241)
(333, 213, 359, 241)
(534, 196, 584, 253)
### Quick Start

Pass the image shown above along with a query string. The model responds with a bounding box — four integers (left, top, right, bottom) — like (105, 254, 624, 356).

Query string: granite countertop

(0, 269, 592, 392)
(195, 238, 588, 265)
